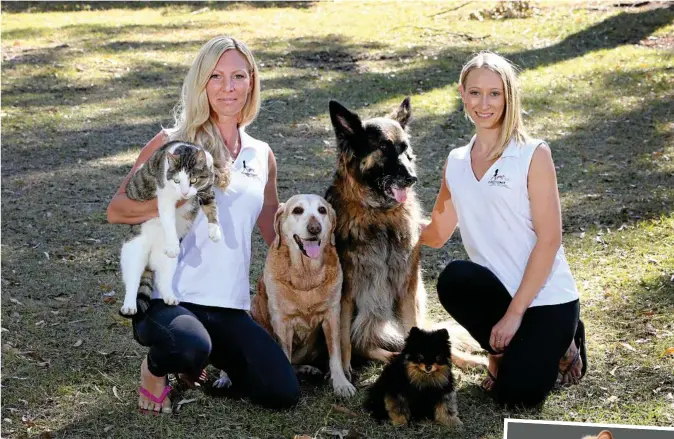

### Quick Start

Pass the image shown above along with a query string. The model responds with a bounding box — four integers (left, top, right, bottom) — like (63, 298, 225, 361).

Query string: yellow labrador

(251, 194, 355, 397)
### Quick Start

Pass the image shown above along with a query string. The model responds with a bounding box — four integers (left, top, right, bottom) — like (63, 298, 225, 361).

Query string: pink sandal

(139, 385, 172, 413)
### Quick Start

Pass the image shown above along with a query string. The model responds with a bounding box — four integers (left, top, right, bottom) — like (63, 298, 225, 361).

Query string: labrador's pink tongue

(391, 186, 408, 203)
(303, 241, 321, 259)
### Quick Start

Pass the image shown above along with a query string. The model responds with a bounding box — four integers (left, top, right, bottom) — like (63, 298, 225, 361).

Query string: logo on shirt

(487, 169, 510, 189)
(240, 160, 258, 179)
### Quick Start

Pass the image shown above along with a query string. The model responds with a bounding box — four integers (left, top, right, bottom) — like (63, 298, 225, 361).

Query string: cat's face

(166, 146, 214, 199)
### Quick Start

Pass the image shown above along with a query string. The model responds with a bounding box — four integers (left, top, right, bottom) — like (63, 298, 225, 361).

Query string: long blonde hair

(165, 36, 261, 187)
(459, 51, 529, 160)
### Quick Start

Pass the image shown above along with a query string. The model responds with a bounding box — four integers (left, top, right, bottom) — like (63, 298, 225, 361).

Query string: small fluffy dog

(582, 432, 613, 439)
(364, 327, 462, 427)
(250, 194, 356, 397)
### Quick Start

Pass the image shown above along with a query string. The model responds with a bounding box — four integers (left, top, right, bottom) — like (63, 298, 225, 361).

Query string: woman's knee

(494, 366, 557, 408)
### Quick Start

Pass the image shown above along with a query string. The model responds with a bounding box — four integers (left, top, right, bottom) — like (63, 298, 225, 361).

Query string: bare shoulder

(530, 142, 555, 174)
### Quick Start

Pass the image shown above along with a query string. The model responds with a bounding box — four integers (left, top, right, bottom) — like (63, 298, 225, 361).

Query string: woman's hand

(489, 310, 523, 352)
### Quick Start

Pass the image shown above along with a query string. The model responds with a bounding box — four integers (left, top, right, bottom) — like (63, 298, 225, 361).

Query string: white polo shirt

(152, 129, 269, 310)
(445, 135, 579, 307)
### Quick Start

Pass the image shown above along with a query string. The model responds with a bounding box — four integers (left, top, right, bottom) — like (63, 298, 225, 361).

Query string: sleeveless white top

(445, 135, 579, 308)
(152, 129, 269, 310)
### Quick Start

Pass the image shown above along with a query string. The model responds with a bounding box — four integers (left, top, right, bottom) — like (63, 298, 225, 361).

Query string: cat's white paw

(164, 241, 180, 258)
(120, 304, 137, 316)
(163, 293, 179, 306)
(208, 223, 222, 242)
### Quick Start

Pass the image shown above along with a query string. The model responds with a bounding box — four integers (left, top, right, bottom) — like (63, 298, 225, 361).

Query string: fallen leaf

(293, 436, 313, 439)
(332, 404, 360, 417)
(43, 252, 49, 260)
(606, 395, 619, 404)
(103, 296, 117, 305)
(664, 347, 674, 357)
(609, 366, 618, 376)
(112, 386, 122, 401)
(177, 398, 198, 407)
(9, 298, 23, 306)
(73, 339, 83, 347)
(620, 342, 636, 352)
(21, 415, 35, 427)
(35, 320, 45, 326)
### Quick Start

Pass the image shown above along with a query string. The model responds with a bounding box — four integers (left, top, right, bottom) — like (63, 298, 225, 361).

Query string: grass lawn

(1, 1, 673, 438)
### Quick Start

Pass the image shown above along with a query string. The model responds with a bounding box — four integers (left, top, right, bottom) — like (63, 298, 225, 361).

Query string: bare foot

(480, 353, 503, 391)
(138, 357, 172, 413)
(558, 340, 583, 385)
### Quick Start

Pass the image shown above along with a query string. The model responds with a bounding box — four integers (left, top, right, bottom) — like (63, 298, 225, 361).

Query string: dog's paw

(342, 363, 353, 381)
(208, 223, 222, 242)
(213, 372, 232, 389)
(162, 294, 179, 306)
(332, 377, 356, 398)
(120, 304, 137, 315)
(295, 365, 323, 376)
(164, 241, 180, 258)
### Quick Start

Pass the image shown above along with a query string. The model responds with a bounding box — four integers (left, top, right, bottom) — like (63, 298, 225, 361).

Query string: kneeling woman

(420, 51, 586, 407)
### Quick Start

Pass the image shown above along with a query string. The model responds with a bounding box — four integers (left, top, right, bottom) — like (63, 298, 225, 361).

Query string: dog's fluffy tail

(352, 314, 405, 352)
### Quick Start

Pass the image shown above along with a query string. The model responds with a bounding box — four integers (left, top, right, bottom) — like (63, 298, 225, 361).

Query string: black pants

(437, 260, 579, 408)
(133, 300, 300, 409)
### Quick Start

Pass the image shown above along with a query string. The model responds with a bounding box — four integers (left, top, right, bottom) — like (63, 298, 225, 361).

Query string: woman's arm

(490, 143, 563, 350)
(106, 131, 167, 225)
(509, 143, 563, 315)
(256, 149, 280, 246)
(419, 161, 459, 248)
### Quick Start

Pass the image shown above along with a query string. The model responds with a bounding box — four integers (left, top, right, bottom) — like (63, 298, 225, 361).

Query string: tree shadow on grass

(509, 5, 674, 69)
(1, 1, 315, 14)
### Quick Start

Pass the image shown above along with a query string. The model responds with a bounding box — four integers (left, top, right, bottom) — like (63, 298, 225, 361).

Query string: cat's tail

(138, 268, 154, 298)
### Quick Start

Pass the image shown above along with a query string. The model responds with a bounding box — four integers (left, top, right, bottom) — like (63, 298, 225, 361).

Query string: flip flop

(139, 384, 172, 414)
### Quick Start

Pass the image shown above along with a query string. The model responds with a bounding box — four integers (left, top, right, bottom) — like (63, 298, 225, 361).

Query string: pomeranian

(582, 431, 613, 439)
(364, 327, 462, 427)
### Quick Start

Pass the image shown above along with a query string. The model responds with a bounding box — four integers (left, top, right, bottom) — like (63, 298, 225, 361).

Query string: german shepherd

(325, 97, 426, 376)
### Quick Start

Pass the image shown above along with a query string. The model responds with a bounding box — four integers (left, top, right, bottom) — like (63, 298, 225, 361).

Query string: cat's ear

(597, 431, 613, 439)
(273, 203, 285, 249)
(166, 152, 180, 168)
(195, 149, 207, 163)
(388, 96, 411, 130)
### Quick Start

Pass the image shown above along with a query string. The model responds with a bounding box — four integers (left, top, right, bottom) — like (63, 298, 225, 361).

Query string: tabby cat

(119, 140, 228, 315)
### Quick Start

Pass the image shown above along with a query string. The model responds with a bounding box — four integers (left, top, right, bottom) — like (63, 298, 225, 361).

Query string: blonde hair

(459, 51, 529, 160)
(165, 36, 261, 187)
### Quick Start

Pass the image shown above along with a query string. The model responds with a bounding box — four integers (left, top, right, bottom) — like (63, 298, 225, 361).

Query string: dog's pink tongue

(303, 241, 321, 259)
(391, 186, 408, 203)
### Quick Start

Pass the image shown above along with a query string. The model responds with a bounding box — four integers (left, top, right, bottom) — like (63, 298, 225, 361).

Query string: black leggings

(132, 300, 300, 409)
(437, 260, 579, 408)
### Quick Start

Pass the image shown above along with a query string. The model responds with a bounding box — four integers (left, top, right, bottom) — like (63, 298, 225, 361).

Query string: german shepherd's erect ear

(329, 100, 364, 147)
(387, 96, 412, 130)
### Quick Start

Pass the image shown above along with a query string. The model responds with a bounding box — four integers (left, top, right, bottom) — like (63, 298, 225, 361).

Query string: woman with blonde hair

(107, 36, 299, 413)
(420, 51, 586, 407)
